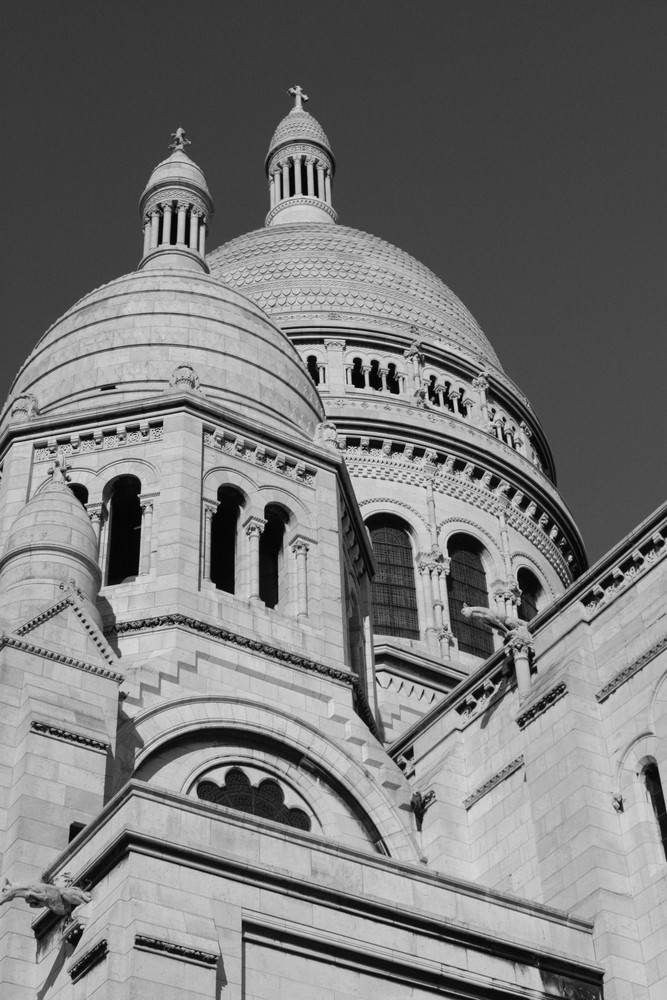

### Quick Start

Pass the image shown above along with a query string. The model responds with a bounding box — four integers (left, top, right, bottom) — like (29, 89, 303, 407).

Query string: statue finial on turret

(169, 127, 191, 152)
(288, 85, 308, 110)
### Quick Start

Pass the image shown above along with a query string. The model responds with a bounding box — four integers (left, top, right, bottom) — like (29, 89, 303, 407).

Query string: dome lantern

(138, 129, 214, 273)
(265, 87, 337, 227)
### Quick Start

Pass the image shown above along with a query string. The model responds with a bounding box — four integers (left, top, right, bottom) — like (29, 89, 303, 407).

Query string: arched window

(210, 486, 244, 594)
(106, 476, 142, 585)
(259, 504, 287, 609)
(368, 359, 382, 390)
(517, 567, 542, 622)
(447, 534, 493, 657)
(386, 363, 400, 394)
(197, 767, 311, 831)
(68, 483, 89, 507)
(350, 357, 365, 389)
(643, 762, 667, 860)
(306, 355, 320, 385)
(367, 515, 419, 639)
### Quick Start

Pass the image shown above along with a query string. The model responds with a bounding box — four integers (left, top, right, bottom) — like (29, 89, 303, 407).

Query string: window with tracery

(447, 534, 493, 657)
(106, 475, 142, 585)
(196, 767, 311, 831)
(367, 515, 419, 639)
(517, 567, 542, 622)
(643, 762, 667, 860)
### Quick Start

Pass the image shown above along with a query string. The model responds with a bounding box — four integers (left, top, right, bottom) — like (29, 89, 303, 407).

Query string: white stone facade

(0, 97, 664, 1000)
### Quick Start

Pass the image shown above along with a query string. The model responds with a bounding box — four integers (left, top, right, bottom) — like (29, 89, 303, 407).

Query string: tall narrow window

(644, 762, 667, 860)
(447, 534, 493, 657)
(306, 355, 320, 385)
(367, 515, 419, 639)
(259, 505, 287, 609)
(106, 476, 141, 585)
(210, 486, 244, 594)
(517, 567, 542, 622)
(350, 357, 365, 388)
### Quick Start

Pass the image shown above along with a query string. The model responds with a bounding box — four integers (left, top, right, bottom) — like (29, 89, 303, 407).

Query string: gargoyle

(461, 605, 532, 646)
(0, 874, 91, 917)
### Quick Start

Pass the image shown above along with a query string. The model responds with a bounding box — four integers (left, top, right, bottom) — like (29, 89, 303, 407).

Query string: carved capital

(243, 515, 266, 538)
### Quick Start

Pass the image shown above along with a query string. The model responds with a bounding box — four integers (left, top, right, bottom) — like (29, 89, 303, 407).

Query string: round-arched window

(447, 534, 493, 658)
(367, 515, 419, 640)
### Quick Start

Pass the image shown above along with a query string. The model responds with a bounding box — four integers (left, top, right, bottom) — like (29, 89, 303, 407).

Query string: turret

(265, 86, 337, 226)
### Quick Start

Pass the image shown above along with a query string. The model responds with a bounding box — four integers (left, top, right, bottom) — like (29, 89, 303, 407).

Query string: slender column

(317, 363, 326, 384)
(316, 163, 326, 200)
(418, 561, 436, 632)
(291, 539, 310, 618)
(244, 515, 266, 602)
(86, 503, 105, 553)
(198, 219, 206, 256)
(450, 389, 461, 414)
(202, 500, 218, 583)
(149, 209, 161, 249)
(142, 216, 151, 256)
(379, 368, 388, 392)
(305, 156, 315, 195)
(508, 636, 534, 700)
(293, 155, 302, 195)
(269, 170, 277, 208)
(161, 202, 173, 245)
(281, 160, 290, 200)
(324, 171, 332, 204)
(189, 210, 199, 251)
(139, 499, 154, 576)
(176, 202, 188, 244)
(362, 366, 370, 389)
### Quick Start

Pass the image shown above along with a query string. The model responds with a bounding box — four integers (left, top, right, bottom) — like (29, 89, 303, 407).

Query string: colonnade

(142, 201, 208, 257)
(269, 154, 333, 208)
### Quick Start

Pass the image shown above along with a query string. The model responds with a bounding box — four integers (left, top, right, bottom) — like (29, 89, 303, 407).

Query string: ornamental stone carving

(10, 393, 39, 420)
(314, 420, 340, 450)
(169, 364, 200, 391)
(0, 874, 91, 916)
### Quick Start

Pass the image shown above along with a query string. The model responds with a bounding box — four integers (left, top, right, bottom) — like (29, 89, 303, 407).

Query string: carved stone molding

(581, 526, 666, 617)
(134, 934, 218, 968)
(69, 939, 108, 982)
(516, 682, 568, 730)
(30, 721, 109, 753)
(0, 634, 124, 683)
(106, 614, 379, 738)
(34, 421, 162, 462)
(455, 661, 514, 725)
(595, 633, 667, 703)
(464, 756, 525, 809)
(265, 197, 338, 226)
(204, 425, 316, 487)
(10, 393, 39, 420)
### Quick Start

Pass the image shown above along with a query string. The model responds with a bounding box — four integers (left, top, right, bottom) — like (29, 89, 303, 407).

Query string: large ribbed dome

(208, 223, 501, 367)
(1, 268, 324, 442)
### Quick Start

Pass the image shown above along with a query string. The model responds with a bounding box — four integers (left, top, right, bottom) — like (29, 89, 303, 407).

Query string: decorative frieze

(463, 756, 525, 809)
(595, 633, 667, 703)
(581, 526, 666, 618)
(30, 721, 109, 753)
(134, 934, 218, 968)
(33, 421, 163, 462)
(516, 682, 568, 730)
(203, 425, 316, 487)
(69, 939, 108, 982)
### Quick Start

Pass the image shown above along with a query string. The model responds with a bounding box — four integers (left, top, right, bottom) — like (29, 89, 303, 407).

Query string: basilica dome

(1, 267, 324, 442)
(207, 222, 501, 368)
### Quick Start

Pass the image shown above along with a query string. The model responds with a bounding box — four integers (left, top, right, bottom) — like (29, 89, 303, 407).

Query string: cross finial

(169, 127, 191, 152)
(288, 85, 308, 110)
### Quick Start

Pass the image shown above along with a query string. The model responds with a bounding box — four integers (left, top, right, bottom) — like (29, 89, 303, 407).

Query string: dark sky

(2, 2, 665, 566)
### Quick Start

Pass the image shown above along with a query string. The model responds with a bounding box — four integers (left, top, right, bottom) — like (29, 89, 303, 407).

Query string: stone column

(142, 216, 151, 256)
(324, 171, 332, 204)
(139, 498, 154, 576)
(281, 160, 290, 200)
(291, 538, 310, 618)
(244, 515, 266, 602)
(149, 208, 161, 249)
(176, 202, 188, 244)
(189, 210, 199, 251)
(161, 202, 173, 245)
(316, 162, 326, 200)
(508, 635, 534, 700)
(198, 219, 206, 256)
(202, 500, 218, 583)
(293, 155, 302, 195)
(86, 503, 105, 554)
(269, 170, 278, 208)
(471, 373, 489, 428)
(323, 339, 347, 395)
(305, 156, 315, 196)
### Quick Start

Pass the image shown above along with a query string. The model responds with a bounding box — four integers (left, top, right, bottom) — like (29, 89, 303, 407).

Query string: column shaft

(161, 203, 173, 245)
(176, 204, 188, 244)
(189, 211, 199, 251)
(293, 155, 302, 195)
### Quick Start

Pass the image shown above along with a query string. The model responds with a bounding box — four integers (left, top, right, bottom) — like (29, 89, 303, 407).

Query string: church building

(0, 88, 665, 1000)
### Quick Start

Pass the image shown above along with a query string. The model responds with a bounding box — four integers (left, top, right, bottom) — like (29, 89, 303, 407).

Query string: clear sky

(1, 1, 665, 565)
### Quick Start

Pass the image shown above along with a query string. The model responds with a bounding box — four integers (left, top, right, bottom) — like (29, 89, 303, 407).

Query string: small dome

(141, 148, 211, 204)
(0, 475, 102, 624)
(1, 268, 325, 442)
(268, 107, 332, 160)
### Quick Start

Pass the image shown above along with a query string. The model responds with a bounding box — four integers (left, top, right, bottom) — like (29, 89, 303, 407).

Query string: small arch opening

(68, 483, 89, 507)
(386, 363, 400, 394)
(106, 475, 142, 586)
(350, 357, 365, 389)
(517, 567, 542, 622)
(210, 486, 245, 594)
(368, 359, 383, 391)
(306, 355, 320, 385)
(643, 762, 667, 860)
(427, 374, 438, 404)
(259, 504, 288, 609)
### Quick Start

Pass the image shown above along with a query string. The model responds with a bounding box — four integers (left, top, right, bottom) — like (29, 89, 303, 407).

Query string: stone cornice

(134, 934, 218, 967)
(68, 939, 108, 982)
(463, 756, 525, 809)
(30, 721, 109, 753)
(595, 634, 667, 703)
(107, 613, 379, 738)
(0, 633, 124, 683)
(516, 682, 568, 730)
(15, 589, 118, 667)
(204, 424, 317, 487)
